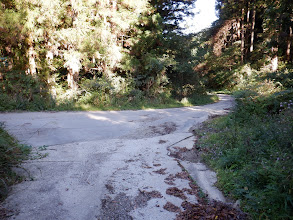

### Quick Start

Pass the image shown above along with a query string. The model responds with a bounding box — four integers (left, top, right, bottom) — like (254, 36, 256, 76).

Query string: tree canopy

(0, 0, 201, 107)
(191, 0, 293, 89)
(0, 0, 292, 108)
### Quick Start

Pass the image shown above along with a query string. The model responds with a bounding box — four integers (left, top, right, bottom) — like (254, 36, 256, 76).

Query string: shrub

(0, 71, 54, 111)
(195, 91, 293, 219)
(264, 68, 293, 89)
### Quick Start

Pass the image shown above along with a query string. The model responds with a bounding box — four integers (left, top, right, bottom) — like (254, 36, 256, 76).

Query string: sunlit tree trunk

(67, 69, 78, 90)
(64, 52, 81, 90)
(28, 45, 37, 76)
(287, 26, 292, 61)
(112, 0, 117, 11)
(271, 22, 282, 71)
(271, 47, 278, 71)
(48, 75, 57, 99)
(241, 8, 245, 64)
(246, 5, 250, 24)
(237, 19, 241, 39)
(245, 2, 251, 59)
(250, 8, 256, 53)
(67, 70, 74, 89)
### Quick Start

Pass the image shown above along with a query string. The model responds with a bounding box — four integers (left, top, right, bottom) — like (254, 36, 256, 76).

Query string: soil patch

(98, 193, 133, 220)
(168, 146, 201, 163)
(153, 163, 161, 167)
(164, 174, 176, 185)
(153, 168, 167, 175)
(150, 122, 177, 135)
(105, 183, 115, 194)
(175, 171, 190, 180)
(139, 190, 163, 199)
(98, 190, 163, 219)
(163, 202, 181, 213)
(166, 187, 187, 200)
(177, 201, 247, 220)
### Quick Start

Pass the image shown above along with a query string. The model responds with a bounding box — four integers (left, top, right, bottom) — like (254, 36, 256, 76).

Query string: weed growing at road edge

(0, 124, 32, 201)
(194, 90, 293, 219)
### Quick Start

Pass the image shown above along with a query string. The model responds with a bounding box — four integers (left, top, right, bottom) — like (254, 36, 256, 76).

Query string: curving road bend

(0, 94, 234, 220)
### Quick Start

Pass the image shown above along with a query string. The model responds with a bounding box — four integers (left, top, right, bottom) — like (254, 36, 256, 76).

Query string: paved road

(0, 95, 234, 220)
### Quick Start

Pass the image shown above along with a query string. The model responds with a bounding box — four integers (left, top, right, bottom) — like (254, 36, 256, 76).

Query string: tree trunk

(250, 8, 256, 53)
(112, 0, 117, 11)
(271, 47, 278, 71)
(245, 2, 251, 59)
(246, 8, 250, 23)
(67, 69, 78, 90)
(67, 70, 74, 89)
(237, 19, 241, 39)
(287, 26, 292, 61)
(241, 8, 245, 64)
(271, 56, 278, 72)
(48, 75, 57, 100)
(28, 45, 37, 76)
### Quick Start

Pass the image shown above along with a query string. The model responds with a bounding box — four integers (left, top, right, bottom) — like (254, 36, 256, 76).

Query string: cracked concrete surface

(0, 94, 234, 220)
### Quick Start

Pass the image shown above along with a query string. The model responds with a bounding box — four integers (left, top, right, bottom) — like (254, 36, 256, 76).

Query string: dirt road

(0, 95, 234, 220)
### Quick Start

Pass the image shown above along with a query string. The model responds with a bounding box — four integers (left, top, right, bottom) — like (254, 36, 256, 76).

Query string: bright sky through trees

(182, 0, 218, 34)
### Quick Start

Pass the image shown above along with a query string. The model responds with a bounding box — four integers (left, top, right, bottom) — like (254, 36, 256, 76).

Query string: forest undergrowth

(0, 71, 218, 112)
(194, 68, 293, 219)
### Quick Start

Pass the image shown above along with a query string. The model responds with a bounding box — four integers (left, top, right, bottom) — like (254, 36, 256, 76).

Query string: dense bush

(263, 66, 293, 89)
(0, 71, 54, 111)
(195, 85, 293, 219)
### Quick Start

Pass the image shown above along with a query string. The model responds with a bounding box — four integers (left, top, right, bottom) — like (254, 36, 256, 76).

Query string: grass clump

(194, 81, 293, 219)
(0, 124, 31, 201)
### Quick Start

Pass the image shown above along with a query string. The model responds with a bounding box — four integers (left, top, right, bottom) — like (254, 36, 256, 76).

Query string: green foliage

(50, 79, 218, 111)
(150, 0, 194, 34)
(1, 0, 208, 112)
(215, 0, 293, 62)
(193, 0, 293, 93)
(195, 85, 293, 219)
(192, 10, 293, 216)
(264, 68, 293, 89)
(187, 94, 219, 106)
(166, 33, 207, 99)
(205, 42, 242, 89)
(0, 71, 54, 111)
(0, 124, 31, 201)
